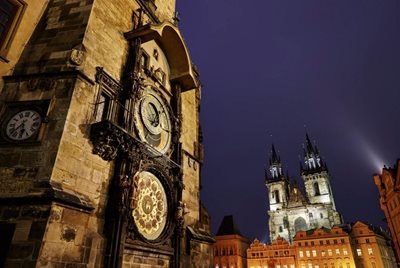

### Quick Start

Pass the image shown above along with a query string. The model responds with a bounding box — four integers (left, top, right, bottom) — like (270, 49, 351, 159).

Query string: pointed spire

(267, 144, 284, 180)
(305, 132, 315, 154)
(271, 144, 279, 164)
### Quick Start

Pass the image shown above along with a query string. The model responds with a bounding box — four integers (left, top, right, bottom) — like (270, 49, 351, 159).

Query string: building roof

(216, 215, 242, 236)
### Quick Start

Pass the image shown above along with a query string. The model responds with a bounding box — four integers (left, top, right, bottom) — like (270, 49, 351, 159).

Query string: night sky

(176, 0, 400, 242)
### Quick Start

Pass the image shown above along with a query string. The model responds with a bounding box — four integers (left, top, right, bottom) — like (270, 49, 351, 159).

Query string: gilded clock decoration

(134, 87, 172, 154)
(132, 171, 168, 241)
(5, 110, 42, 141)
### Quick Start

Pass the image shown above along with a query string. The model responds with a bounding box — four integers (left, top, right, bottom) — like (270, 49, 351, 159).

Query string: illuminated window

(277, 265, 281, 268)
(315, 265, 319, 268)
(368, 248, 373, 255)
(291, 265, 295, 268)
(343, 248, 348, 256)
(301, 265, 306, 268)
(335, 249, 340, 255)
(215, 265, 219, 268)
(321, 250, 326, 257)
(357, 248, 362, 256)
(308, 264, 312, 268)
(312, 250, 317, 257)
(306, 250, 310, 257)
(299, 251, 304, 257)
(328, 249, 332, 256)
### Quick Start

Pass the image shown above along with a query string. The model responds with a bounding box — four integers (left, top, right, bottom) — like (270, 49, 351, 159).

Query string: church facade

(0, 0, 213, 267)
(266, 135, 342, 243)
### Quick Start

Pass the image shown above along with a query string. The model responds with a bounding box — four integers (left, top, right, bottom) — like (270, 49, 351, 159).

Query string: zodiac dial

(132, 171, 168, 241)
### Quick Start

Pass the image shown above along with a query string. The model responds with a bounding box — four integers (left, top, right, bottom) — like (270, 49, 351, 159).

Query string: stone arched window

(294, 217, 307, 232)
(274, 190, 280, 203)
(314, 182, 320, 196)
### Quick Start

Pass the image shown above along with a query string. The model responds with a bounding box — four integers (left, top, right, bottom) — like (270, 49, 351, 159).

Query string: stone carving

(119, 174, 131, 212)
(175, 201, 188, 236)
(26, 78, 56, 92)
(90, 121, 180, 174)
(69, 44, 87, 66)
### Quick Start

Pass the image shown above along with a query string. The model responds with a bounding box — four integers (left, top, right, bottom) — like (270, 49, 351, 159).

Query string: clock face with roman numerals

(5, 110, 42, 141)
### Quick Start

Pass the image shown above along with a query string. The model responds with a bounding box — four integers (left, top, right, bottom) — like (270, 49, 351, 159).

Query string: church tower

(301, 134, 336, 208)
(266, 138, 342, 243)
(0, 0, 213, 267)
(265, 144, 289, 211)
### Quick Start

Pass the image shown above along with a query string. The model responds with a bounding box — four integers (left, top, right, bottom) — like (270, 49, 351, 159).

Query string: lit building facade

(247, 237, 296, 268)
(247, 223, 397, 268)
(351, 221, 397, 268)
(266, 136, 342, 243)
(294, 226, 356, 268)
(0, 0, 213, 267)
(214, 215, 249, 268)
(374, 159, 400, 263)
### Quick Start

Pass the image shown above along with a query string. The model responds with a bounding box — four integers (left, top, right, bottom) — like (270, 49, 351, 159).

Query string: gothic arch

(125, 22, 197, 91)
(294, 217, 307, 232)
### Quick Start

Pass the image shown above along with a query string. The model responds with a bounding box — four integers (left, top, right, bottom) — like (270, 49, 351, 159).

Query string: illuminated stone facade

(214, 215, 249, 268)
(266, 136, 342, 243)
(247, 223, 397, 268)
(294, 226, 356, 268)
(0, 0, 213, 267)
(351, 221, 397, 268)
(247, 237, 296, 268)
(374, 159, 400, 263)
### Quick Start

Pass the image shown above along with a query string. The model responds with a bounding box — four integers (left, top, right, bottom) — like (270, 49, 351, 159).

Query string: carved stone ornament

(26, 78, 56, 92)
(90, 121, 180, 173)
(175, 201, 188, 237)
(128, 71, 145, 99)
(68, 44, 87, 66)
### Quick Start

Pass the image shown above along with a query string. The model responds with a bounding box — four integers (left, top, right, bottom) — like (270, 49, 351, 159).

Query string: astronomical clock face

(5, 110, 42, 141)
(134, 87, 172, 154)
(132, 171, 168, 241)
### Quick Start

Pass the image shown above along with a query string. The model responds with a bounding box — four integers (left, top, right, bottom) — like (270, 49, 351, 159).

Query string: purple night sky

(176, 0, 400, 242)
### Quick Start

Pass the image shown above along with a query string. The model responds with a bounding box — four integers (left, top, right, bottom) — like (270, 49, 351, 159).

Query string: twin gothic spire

(266, 133, 328, 181)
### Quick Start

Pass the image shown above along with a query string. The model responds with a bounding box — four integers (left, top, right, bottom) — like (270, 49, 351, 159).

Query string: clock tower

(0, 0, 213, 267)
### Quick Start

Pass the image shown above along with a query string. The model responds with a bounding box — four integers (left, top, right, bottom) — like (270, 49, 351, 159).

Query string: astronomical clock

(0, 0, 213, 267)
